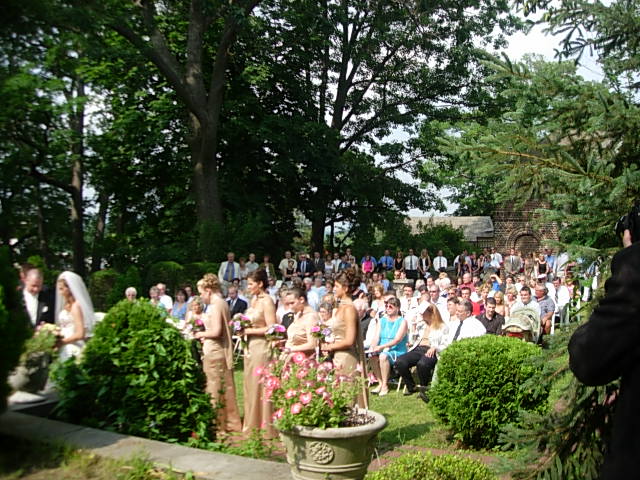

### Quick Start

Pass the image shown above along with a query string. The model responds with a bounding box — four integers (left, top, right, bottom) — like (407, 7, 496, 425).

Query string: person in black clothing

(477, 298, 504, 335)
(569, 224, 640, 480)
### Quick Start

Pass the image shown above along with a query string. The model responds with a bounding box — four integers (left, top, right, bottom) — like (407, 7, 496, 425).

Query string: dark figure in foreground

(569, 205, 640, 480)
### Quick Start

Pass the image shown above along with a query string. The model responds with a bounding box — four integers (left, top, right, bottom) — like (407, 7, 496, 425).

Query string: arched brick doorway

(513, 233, 541, 256)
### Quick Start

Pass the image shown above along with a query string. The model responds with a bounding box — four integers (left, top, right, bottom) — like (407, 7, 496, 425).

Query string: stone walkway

(0, 409, 291, 480)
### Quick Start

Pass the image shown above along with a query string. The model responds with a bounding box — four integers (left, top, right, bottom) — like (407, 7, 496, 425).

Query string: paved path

(0, 410, 291, 480)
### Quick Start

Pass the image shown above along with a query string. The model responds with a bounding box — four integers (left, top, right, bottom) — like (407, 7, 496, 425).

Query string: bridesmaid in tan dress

(242, 269, 277, 438)
(195, 274, 242, 435)
(322, 268, 368, 408)
(282, 287, 319, 356)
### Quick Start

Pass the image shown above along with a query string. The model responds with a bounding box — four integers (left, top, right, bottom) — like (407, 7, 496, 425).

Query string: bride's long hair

(55, 271, 95, 334)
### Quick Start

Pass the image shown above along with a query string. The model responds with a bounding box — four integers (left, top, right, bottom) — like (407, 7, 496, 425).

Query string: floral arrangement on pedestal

(22, 323, 62, 362)
(257, 351, 365, 431)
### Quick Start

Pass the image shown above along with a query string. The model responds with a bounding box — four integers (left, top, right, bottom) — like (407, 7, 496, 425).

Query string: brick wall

(493, 201, 559, 255)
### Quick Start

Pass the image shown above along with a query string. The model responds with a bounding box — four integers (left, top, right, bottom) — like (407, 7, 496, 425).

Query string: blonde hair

(494, 290, 504, 304)
(200, 273, 221, 292)
(424, 304, 445, 330)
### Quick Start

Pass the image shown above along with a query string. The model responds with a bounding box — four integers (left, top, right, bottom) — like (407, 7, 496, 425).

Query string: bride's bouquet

(22, 323, 63, 363)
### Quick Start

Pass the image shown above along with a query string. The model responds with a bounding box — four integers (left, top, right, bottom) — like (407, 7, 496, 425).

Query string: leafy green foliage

(498, 323, 614, 480)
(0, 247, 31, 412)
(53, 300, 214, 443)
(89, 269, 119, 312)
(430, 335, 547, 449)
(144, 262, 184, 295)
(365, 452, 497, 480)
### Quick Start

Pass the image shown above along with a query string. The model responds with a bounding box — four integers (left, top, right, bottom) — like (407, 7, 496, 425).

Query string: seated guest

(227, 286, 248, 316)
(460, 286, 481, 316)
(399, 284, 418, 317)
(477, 297, 505, 335)
(446, 296, 459, 324)
(494, 290, 507, 317)
(172, 288, 189, 320)
(368, 296, 408, 396)
(125, 287, 137, 302)
(445, 299, 486, 346)
(395, 303, 449, 396)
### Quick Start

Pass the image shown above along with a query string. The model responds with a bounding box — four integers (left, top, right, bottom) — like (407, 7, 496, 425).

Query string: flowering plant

(21, 323, 62, 362)
(257, 352, 363, 431)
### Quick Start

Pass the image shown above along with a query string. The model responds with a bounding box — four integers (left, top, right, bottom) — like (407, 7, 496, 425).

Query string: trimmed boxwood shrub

(180, 262, 219, 288)
(0, 247, 31, 413)
(53, 299, 215, 443)
(366, 452, 497, 480)
(145, 261, 184, 294)
(88, 269, 119, 312)
(430, 335, 547, 449)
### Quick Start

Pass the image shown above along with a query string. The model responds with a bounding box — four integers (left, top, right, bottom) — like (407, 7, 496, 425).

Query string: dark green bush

(180, 262, 219, 288)
(365, 452, 497, 480)
(88, 269, 119, 312)
(53, 299, 215, 443)
(144, 261, 184, 295)
(430, 335, 547, 449)
(0, 247, 31, 413)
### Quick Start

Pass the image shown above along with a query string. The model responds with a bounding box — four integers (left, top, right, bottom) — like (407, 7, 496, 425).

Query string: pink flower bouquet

(258, 352, 363, 431)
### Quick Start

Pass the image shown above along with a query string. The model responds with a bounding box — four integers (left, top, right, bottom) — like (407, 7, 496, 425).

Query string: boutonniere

(42, 306, 49, 313)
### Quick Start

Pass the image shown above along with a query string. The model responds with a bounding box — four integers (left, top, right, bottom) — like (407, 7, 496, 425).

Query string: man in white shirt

(331, 252, 341, 275)
(303, 277, 320, 311)
(22, 268, 54, 327)
(403, 248, 420, 280)
(432, 250, 448, 273)
(400, 284, 419, 317)
(552, 276, 571, 323)
(445, 299, 486, 346)
(278, 251, 296, 278)
(245, 253, 259, 274)
(156, 283, 173, 314)
(218, 252, 241, 287)
(510, 286, 542, 318)
(428, 285, 449, 321)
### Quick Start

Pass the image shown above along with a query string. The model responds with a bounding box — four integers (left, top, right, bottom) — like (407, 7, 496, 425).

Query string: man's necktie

(225, 262, 232, 281)
(452, 320, 464, 342)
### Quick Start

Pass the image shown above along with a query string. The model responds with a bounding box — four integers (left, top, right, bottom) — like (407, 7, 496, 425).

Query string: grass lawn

(232, 366, 461, 454)
(0, 435, 187, 480)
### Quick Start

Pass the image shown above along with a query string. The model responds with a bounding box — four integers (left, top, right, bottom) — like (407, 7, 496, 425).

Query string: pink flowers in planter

(259, 352, 363, 431)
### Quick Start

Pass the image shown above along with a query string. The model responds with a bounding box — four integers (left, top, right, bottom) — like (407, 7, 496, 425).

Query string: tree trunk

(90, 191, 109, 272)
(69, 79, 86, 278)
(34, 183, 52, 267)
(310, 202, 327, 253)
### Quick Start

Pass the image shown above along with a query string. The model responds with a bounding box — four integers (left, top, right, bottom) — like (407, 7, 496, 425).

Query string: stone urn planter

(8, 352, 51, 394)
(278, 410, 387, 480)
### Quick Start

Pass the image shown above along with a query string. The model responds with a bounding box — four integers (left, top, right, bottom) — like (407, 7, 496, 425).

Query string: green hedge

(53, 299, 215, 443)
(144, 261, 184, 294)
(0, 247, 31, 413)
(180, 262, 219, 288)
(366, 452, 496, 480)
(88, 269, 119, 312)
(430, 335, 547, 449)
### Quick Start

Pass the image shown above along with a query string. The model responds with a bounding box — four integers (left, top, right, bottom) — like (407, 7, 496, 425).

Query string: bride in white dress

(55, 271, 95, 362)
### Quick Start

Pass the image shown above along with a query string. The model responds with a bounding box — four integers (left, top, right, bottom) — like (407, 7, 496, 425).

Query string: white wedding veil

(56, 271, 96, 335)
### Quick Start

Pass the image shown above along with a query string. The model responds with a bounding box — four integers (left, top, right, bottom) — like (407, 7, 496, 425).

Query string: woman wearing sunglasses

(368, 296, 408, 396)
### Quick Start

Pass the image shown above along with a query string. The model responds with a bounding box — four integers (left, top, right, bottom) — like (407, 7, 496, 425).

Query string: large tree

(239, 0, 520, 250)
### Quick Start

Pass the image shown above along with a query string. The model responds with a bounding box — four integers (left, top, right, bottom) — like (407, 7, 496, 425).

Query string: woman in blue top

(172, 289, 188, 321)
(369, 296, 408, 396)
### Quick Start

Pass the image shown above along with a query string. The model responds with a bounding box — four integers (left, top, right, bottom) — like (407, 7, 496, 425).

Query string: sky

(405, 19, 603, 218)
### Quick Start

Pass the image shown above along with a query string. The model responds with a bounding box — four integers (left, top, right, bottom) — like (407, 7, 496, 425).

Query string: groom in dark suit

(21, 267, 55, 329)
(226, 286, 247, 317)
